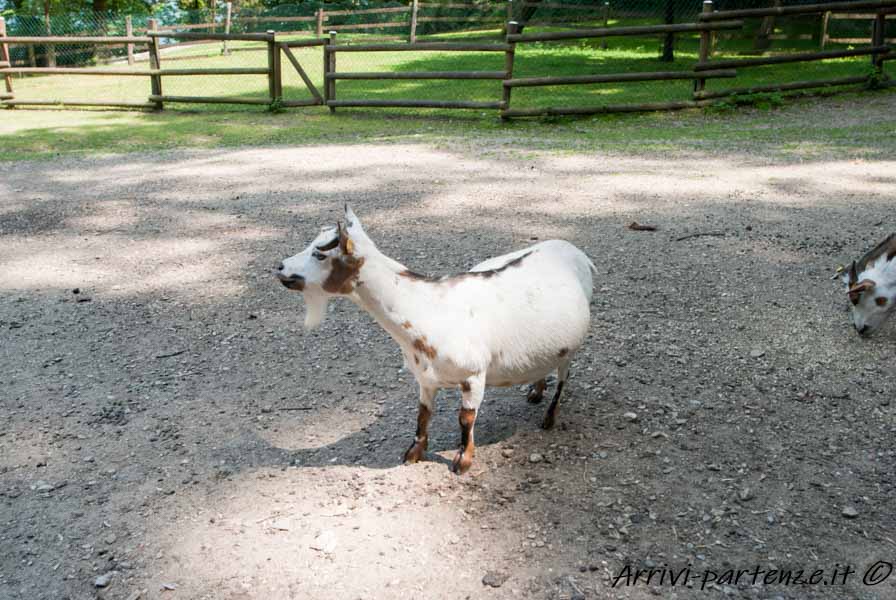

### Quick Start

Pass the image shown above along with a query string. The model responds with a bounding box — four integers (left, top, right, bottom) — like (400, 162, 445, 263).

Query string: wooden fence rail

(699, 0, 896, 20)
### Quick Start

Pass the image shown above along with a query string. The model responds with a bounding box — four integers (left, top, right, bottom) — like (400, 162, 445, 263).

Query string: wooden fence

(323, 38, 511, 110)
(694, 0, 892, 102)
(501, 14, 745, 117)
(0, 21, 325, 109)
(231, 0, 512, 42)
(0, 0, 893, 116)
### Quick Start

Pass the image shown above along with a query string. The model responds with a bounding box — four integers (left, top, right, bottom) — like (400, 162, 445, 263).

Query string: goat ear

(344, 204, 363, 232)
(337, 221, 355, 256)
(848, 279, 876, 304)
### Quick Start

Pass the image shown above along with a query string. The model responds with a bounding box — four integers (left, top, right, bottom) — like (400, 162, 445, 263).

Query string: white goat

(842, 233, 896, 336)
(276, 206, 595, 474)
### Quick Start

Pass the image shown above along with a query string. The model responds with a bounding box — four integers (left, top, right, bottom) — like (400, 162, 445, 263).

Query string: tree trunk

(753, 0, 781, 53)
(660, 0, 676, 62)
(44, 0, 56, 68)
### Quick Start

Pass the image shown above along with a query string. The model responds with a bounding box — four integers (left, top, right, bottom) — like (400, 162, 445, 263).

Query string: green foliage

(866, 67, 888, 91)
(268, 97, 285, 113)
(709, 92, 785, 112)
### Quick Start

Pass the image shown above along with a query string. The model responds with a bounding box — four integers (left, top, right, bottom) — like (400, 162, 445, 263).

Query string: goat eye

(875, 297, 887, 307)
(313, 251, 327, 261)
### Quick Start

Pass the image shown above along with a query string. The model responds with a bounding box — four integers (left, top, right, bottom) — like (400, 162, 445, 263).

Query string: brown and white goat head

(275, 207, 367, 329)
(841, 233, 896, 336)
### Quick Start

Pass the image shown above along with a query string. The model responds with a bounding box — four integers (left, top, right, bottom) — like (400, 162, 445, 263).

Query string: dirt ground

(2, 103, 896, 600)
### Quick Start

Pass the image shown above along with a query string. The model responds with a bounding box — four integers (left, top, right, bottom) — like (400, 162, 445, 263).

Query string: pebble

(738, 487, 754, 501)
(311, 530, 337, 554)
(841, 506, 859, 518)
(95, 572, 114, 588)
(749, 349, 766, 358)
(623, 412, 639, 422)
(528, 453, 543, 464)
(482, 571, 508, 588)
(501, 448, 514, 458)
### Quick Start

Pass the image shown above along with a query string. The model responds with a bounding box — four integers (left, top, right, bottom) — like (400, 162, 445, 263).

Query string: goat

(841, 233, 896, 336)
(276, 206, 595, 474)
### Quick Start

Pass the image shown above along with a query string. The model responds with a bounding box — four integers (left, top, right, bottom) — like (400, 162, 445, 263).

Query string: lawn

(2, 15, 894, 161)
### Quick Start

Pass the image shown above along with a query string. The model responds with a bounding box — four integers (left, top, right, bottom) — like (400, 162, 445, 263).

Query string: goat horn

(316, 235, 340, 252)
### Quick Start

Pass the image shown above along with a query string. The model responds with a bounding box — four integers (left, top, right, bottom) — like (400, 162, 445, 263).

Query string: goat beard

(302, 289, 329, 330)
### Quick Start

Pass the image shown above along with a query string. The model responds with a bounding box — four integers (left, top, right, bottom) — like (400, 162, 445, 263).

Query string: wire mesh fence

(0, 0, 892, 113)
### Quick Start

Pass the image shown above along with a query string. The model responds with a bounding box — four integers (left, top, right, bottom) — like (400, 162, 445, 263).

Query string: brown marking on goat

(558, 347, 569, 357)
(322, 255, 365, 294)
(876, 296, 888, 307)
(401, 320, 413, 329)
(413, 336, 438, 360)
(398, 250, 535, 286)
(460, 381, 471, 393)
(413, 355, 420, 365)
(853, 233, 896, 278)
(452, 408, 476, 475)
(403, 404, 432, 464)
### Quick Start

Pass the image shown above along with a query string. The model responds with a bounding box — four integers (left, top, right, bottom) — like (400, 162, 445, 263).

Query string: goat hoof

(403, 438, 427, 464)
(450, 451, 473, 475)
(541, 414, 556, 430)
(526, 387, 544, 404)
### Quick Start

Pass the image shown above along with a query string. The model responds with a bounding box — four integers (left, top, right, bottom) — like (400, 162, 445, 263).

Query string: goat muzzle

(277, 272, 306, 291)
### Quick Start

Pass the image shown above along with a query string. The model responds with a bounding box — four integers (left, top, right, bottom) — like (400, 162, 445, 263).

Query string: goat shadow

(217, 379, 567, 474)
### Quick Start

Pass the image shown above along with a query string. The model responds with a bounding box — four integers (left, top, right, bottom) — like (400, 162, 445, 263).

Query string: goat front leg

(452, 374, 485, 475)
(404, 385, 437, 464)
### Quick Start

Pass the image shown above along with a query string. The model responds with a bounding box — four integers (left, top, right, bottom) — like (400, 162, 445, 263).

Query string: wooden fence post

(0, 17, 13, 105)
(694, 0, 713, 96)
(316, 8, 325, 37)
(267, 30, 280, 105)
(819, 11, 830, 49)
(222, 2, 232, 55)
(126, 16, 135, 65)
(871, 12, 886, 74)
(147, 18, 163, 110)
(601, 2, 609, 49)
(409, 0, 419, 43)
(506, 0, 514, 24)
(501, 21, 519, 118)
(327, 31, 336, 112)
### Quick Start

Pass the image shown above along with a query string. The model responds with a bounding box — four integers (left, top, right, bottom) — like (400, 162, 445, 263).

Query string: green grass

(2, 17, 894, 161)
(3, 86, 895, 162)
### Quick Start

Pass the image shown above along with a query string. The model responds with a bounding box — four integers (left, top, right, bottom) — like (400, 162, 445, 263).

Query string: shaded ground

(1, 103, 896, 600)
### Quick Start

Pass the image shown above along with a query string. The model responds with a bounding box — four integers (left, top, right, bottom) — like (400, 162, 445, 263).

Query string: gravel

(1, 114, 895, 600)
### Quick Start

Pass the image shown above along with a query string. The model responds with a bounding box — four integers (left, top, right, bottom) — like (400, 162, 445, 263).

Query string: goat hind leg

(526, 378, 547, 404)
(542, 360, 571, 430)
